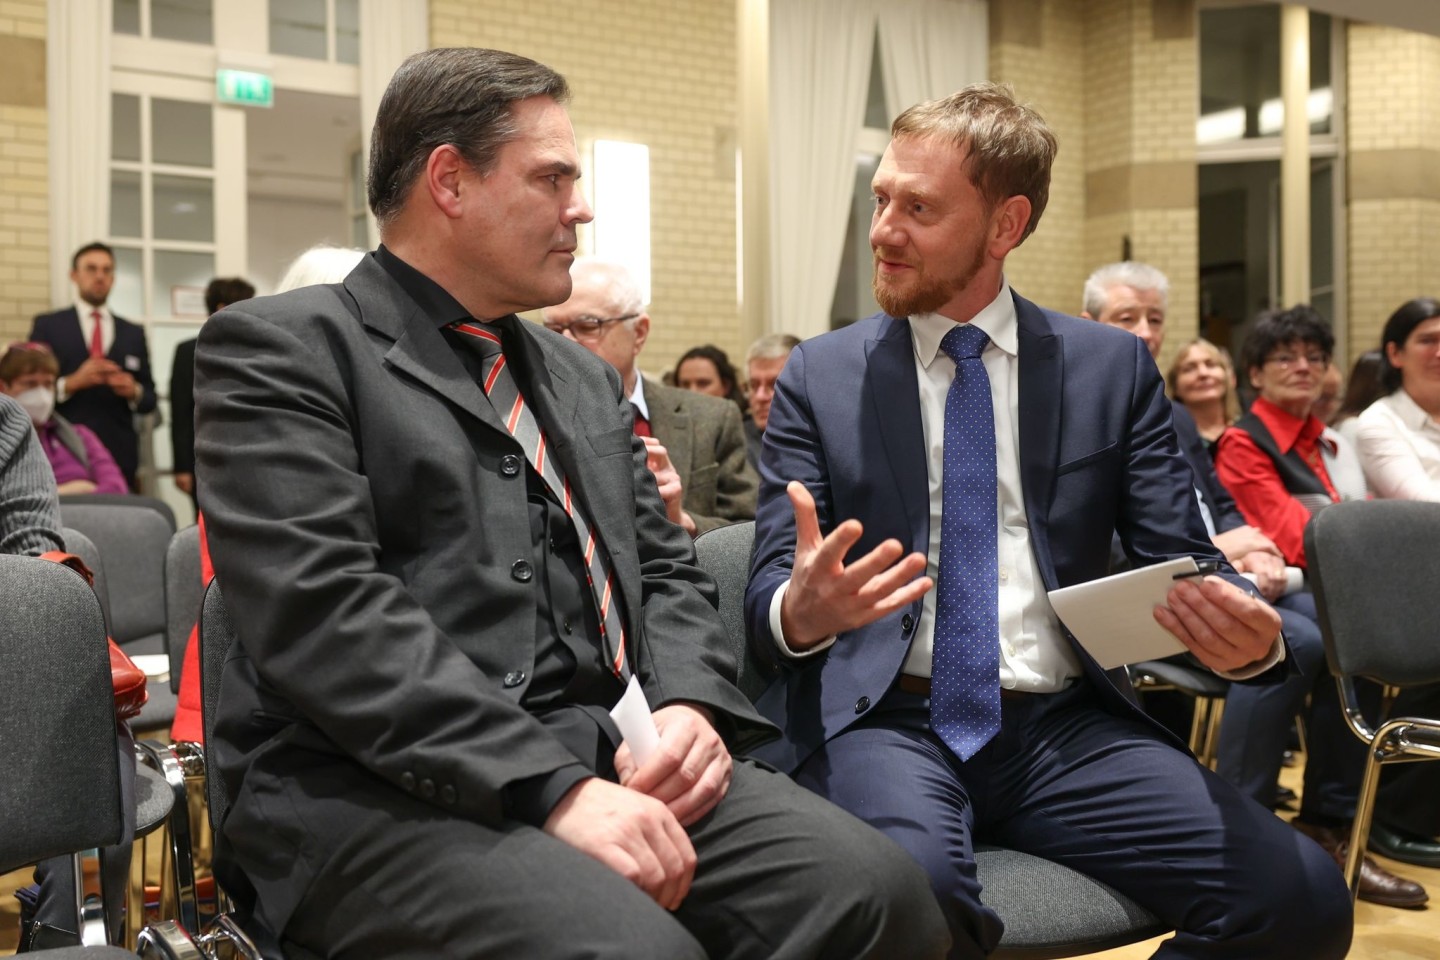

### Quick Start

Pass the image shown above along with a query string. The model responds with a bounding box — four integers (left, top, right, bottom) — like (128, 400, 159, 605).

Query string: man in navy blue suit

(745, 84, 1352, 958)
(30, 242, 156, 488)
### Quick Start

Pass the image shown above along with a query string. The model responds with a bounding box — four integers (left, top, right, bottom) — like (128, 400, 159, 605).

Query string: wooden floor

(1, 755, 1433, 957)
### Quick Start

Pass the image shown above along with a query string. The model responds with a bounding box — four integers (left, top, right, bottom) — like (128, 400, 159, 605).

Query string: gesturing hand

(543, 777, 697, 910)
(615, 703, 731, 826)
(779, 480, 932, 650)
(642, 437, 696, 534)
(1153, 575, 1282, 673)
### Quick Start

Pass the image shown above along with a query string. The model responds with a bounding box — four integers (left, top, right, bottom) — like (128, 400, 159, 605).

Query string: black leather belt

(896, 674, 1031, 700)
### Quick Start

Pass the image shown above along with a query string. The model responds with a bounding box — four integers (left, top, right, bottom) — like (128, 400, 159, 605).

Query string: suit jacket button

(419, 778, 436, 799)
(901, 613, 914, 632)
(400, 772, 416, 792)
(511, 559, 533, 582)
(504, 670, 526, 687)
(854, 696, 871, 714)
(440, 785, 457, 805)
(500, 454, 522, 477)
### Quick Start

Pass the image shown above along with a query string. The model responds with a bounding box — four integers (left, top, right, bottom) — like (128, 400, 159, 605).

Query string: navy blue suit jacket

(744, 292, 1248, 773)
(31, 306, 156, 481)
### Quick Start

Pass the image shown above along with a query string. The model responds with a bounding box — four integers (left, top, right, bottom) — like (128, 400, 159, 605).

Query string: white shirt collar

(75, 300, 111, 323)
(628, 374, 650, 421)
(908, 280, 1018, 368)
(1388, 386, 1440, 432)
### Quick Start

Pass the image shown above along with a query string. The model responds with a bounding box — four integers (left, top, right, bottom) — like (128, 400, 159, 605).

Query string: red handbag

(40, 550, 149, 721)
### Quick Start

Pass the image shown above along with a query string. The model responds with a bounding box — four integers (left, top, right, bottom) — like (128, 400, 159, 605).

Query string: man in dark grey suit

(195, 47, 945, 960)
(542, 258, 757, 536)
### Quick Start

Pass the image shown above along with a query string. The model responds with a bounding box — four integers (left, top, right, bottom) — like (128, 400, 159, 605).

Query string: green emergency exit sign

(216, 69, 274, 108)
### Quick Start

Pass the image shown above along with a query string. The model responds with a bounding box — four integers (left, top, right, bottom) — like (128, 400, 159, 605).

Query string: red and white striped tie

(451, 320, 631, 680)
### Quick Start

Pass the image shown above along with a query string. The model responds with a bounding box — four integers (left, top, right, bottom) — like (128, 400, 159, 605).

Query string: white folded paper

(609, 674, 660, 765)
(1047, 556, 1198, 669)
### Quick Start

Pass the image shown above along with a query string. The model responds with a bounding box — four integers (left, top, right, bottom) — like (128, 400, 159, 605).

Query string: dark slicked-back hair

(367, 47, 569, 226)
(204, 277, 256, 314)
(1241, 305, 1335, 376)
(71, 241, 114, 270)
(1379, 297, 1440, 392)
(891, 82, 1057, 244)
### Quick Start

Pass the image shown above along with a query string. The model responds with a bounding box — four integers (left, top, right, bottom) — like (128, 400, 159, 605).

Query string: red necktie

(89, 309, 105, 358)
(632, 411, 651, 437)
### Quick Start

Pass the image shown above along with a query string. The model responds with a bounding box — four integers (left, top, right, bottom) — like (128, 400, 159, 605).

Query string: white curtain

(768, 0, 876, 340)
(878, 0, 989, 128)
(47, 0, 112, 307)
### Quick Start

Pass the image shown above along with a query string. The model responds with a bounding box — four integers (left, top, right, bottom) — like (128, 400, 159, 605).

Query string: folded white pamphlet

(609, 674, 660, 765)
(1046, 556, 1202, 669)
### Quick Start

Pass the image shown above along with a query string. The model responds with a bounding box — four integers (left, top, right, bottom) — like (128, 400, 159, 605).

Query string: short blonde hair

(891, 82, 1057, 244)
(1167, 339, 1240, 424)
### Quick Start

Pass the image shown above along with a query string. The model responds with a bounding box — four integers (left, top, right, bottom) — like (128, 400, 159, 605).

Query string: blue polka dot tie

(931, 323, 1000, 761)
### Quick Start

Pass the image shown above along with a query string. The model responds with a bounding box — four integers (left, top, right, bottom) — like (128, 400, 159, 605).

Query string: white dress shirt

(1355, 389, 1440, 502)
(56, 302, 115, 403)
(627, 375, 651, 423)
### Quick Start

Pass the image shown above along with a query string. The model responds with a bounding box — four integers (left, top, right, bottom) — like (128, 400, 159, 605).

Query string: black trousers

(221, 756, 949, 960)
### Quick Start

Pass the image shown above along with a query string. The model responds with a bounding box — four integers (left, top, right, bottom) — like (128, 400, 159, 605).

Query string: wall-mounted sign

(216, 69, 274, 108)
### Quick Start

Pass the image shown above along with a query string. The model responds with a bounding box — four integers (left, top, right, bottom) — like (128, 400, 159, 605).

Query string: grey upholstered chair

(692, 521, 1169, 959)
(59, 496, 178, 731)
(0, 554, 199, 959)
(165, 524, 204, 696)
(1127, 657, 1230, 768)
(1305, 500, 1440, 900)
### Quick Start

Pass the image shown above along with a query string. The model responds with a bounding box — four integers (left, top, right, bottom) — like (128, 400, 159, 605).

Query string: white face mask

(15, 386, 54, 426)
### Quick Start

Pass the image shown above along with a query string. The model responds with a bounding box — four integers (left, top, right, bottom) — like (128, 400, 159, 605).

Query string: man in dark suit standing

(194, 47, 945, 960)
(542, 258, 757, 537)
(30, 242, 156, 489)
(746, 83, 1352, 958)
(169, 276, 254, 505)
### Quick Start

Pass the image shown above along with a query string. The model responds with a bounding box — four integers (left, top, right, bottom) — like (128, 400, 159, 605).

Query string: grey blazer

(194, 254, 772, 934)
(644, 379, 758, 535)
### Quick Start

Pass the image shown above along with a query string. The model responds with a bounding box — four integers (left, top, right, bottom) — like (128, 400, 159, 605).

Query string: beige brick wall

(990, 0, 1087, 317)
(0, 0, 48, 344)
(430, 0, 742, 380)
(1346, 24, 1440, 357)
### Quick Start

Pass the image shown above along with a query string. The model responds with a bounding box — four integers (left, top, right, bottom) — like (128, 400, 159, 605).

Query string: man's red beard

(871, 241, 986, 319)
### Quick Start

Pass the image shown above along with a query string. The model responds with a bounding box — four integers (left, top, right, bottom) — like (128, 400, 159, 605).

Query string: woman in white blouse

(1355, 297, 1440, 501)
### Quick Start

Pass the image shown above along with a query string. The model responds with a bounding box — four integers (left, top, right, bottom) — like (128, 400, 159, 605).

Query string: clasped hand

(543, 704, 728, 909)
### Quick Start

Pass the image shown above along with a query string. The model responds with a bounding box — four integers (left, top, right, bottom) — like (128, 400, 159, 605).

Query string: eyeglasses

(1264, 352, 1328, 370)
(543, 312, 638, 341)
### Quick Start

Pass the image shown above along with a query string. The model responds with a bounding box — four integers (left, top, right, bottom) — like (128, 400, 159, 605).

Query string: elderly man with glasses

(542, 257, 757, 536)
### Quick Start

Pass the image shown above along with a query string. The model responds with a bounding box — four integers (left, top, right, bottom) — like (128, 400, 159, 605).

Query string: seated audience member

(0, 342, 127, 494)
(276, 244, 367, 293)
(171, 277, 256, 504)
(1354, 298, 1440, 501)
(544, 258, 758, 536)
(1216, 306, 1366, 568)
(742, 332, 799, 468)
(747, 83, 1351, 958)
(1084, 262, 1426, 908)
(1313, 359, 1344, 425)
(1330, 349, 1388, 447)
(1, 392, 137, 949)
(1167, 338, 1239, 459)
(674, 344, 750, 418)
(194, 47, 945, 959)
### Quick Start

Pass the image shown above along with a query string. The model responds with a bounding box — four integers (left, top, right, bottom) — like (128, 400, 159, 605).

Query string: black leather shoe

(1368, 821, 1440, 868)
(1293, 820, 1429, 909)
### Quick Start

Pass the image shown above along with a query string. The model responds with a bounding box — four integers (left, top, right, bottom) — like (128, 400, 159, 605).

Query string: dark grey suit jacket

(644, 379, 757, 535)
(194, 254, 772, 934)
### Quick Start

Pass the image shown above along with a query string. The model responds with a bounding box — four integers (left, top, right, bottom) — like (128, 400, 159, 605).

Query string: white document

(609, 675, 660, 765)
(1047, 556, 1203, 669)
(128, 653, 171, 682)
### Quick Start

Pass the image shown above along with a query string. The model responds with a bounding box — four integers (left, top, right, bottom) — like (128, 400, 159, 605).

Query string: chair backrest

(692, 521, 775, 702)
(59, 495, 176, 648)
(0, 555, 124, 873)
(1305, 500, 1440, 687)
(165, 524, 203, 693)
(199, 579, 235, 828)
(62, 525, 112, 635)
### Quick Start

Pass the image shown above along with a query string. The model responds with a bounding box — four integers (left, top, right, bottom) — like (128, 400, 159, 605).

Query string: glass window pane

(114, 0, 140, 35)
(113, 94, 141, 162)
(1309, 12, 1332, 135)
(1311, 162, 1333, 289)
(151, 0, 212, 44)
(153, 174, 214, 242)
(1199, 5, 1280, 144)
(152, 99, 213, 168)
(270, 0, 328, 61)
(336, 0, 360, 65)
(111, 170, 143, 238)
(863, 32, 888, 130)
(153, 250, 215, 319)
(111, 247, 144, 318)
(829, 155, 882, 329)
(351, 214, 368, 248)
